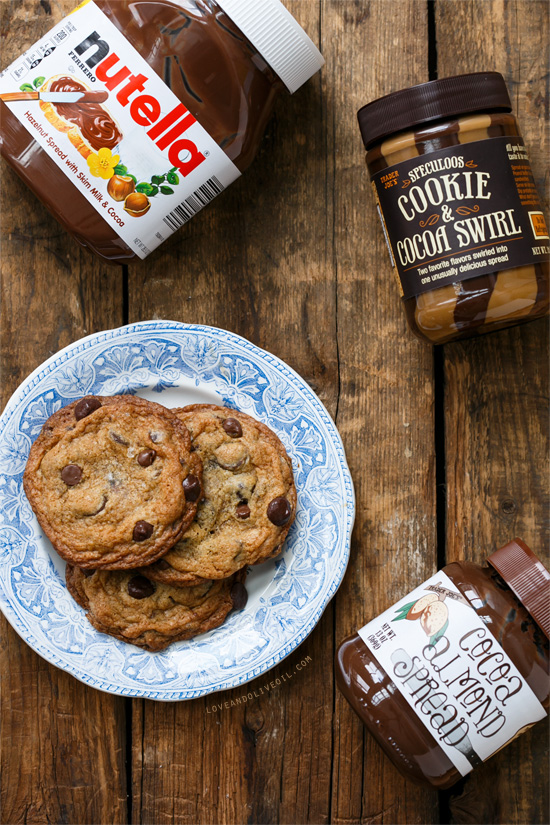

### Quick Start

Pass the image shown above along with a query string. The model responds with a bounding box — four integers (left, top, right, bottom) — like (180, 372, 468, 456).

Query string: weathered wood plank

(324, 2, 439, 823)
(132, 635, 326, 825)
(0, 2, 127, 823)
(2, 0, 547, 823)
(436, 1, 549, 823)
(128, 2, 337, 822)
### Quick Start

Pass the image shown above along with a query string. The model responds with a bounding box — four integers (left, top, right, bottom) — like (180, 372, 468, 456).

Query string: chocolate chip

(149, 431, 160, 443)
(137, 449, 156, 467)
(74, 396, 101, 420)
(236, 504, 251, 519)
(156, 559, 171, 570)
(133, 520, 154, 541)
(230, 581, 248, 610)
(111, 432, 129, 445)
(61, 464, 82, 486)
(127, 575, 156, 599)
(183, 474, 201, 501)
(222, 417, 242, 438)
(267, 497, 292, 526)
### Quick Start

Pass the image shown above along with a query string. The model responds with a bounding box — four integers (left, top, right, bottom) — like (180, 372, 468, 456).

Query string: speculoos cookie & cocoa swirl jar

(358, 73, 549, 344)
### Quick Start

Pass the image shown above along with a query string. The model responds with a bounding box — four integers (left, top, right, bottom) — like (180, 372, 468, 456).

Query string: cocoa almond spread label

(358, 571, 545, 777)
(372, 138, 550, 299)
(0, 0, 241, 259)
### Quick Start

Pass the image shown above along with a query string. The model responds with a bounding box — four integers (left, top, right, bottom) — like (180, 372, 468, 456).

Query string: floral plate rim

(0, 320, 355, 700)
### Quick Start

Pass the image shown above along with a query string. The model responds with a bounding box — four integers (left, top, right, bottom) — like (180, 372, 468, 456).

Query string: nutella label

(0, 0, 241, 258)
(358, 571, 546, 776)
(372, 138, 550, 299)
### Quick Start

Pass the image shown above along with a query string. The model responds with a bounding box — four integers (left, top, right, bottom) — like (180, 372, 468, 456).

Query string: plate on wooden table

(0, 320, 354, 700)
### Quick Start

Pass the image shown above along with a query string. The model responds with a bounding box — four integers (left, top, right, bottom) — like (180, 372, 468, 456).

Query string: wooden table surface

(1, 1, 548, 823)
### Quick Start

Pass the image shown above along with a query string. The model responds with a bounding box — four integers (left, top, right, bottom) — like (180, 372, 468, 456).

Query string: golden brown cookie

(23, 395, 201, 569)
(143, 405, 296, 585)
(66, 564, 247, 651)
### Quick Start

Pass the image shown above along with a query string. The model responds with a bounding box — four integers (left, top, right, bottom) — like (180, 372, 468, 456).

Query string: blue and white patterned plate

(0, 321, 354, 700)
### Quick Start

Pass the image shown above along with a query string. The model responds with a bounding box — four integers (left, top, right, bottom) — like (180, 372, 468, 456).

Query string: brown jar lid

(488, 538, 550, 638)
(357, 72, 512, 149)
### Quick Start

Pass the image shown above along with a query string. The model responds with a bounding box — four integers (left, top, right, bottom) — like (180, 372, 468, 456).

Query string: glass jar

(0, 0, 323, 263)
(335, 538, 549, 789)
(358, 73, 549, 343)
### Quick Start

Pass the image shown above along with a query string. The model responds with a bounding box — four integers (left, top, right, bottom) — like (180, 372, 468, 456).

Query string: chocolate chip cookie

(143, 405, 296, 585)
(66, 564, 247, 651)
(24, 395, 201, 569)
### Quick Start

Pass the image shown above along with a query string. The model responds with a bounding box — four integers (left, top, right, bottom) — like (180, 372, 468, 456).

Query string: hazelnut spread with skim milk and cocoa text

(358, 73, 549, 343)
(0, 0, 323, 262)
(336, 538, 549, 789)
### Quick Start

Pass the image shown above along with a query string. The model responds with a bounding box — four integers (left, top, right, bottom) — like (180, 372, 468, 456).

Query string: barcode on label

(163, 176, 224, 231)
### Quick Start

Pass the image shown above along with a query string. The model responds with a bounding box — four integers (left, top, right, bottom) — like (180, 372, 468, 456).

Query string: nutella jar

(0, 0, 323, 262)
(358, 73, 550, 343)
(336, 539, 549, 789)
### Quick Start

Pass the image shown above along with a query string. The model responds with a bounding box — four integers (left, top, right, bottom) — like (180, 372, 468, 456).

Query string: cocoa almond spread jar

(0, 0, 323, 262)
(358, 73, 550, 343)
(336, 538, 550, 789)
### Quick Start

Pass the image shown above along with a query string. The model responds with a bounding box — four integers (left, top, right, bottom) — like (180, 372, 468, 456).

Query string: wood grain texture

(436, 2, 549, 823)
(0, 3, 127, 823)
(127, 3, 338, 823)
(325, 2, 439, 823)
(0, 0, 548, 823)
(0, 0, 125, 400)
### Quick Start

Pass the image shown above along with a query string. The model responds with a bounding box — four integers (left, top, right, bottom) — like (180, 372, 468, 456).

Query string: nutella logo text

(72, 31, 206, 178)
(74, 31, 109, 67)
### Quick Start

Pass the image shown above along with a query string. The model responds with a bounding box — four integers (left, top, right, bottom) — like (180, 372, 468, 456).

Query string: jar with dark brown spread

(0, 0, 323, 262)
(335, 539, 549, 789)
(358, 73, 549, 344)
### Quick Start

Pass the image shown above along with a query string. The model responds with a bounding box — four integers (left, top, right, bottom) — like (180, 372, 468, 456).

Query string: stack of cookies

(23, 395, 296, 651)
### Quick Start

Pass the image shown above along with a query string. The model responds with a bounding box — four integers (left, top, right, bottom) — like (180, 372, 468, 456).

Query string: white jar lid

(214, 0, 324, 93)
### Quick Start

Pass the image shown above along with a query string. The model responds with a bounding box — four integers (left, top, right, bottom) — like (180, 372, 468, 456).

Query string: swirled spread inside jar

(358, 73, 549, 343)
